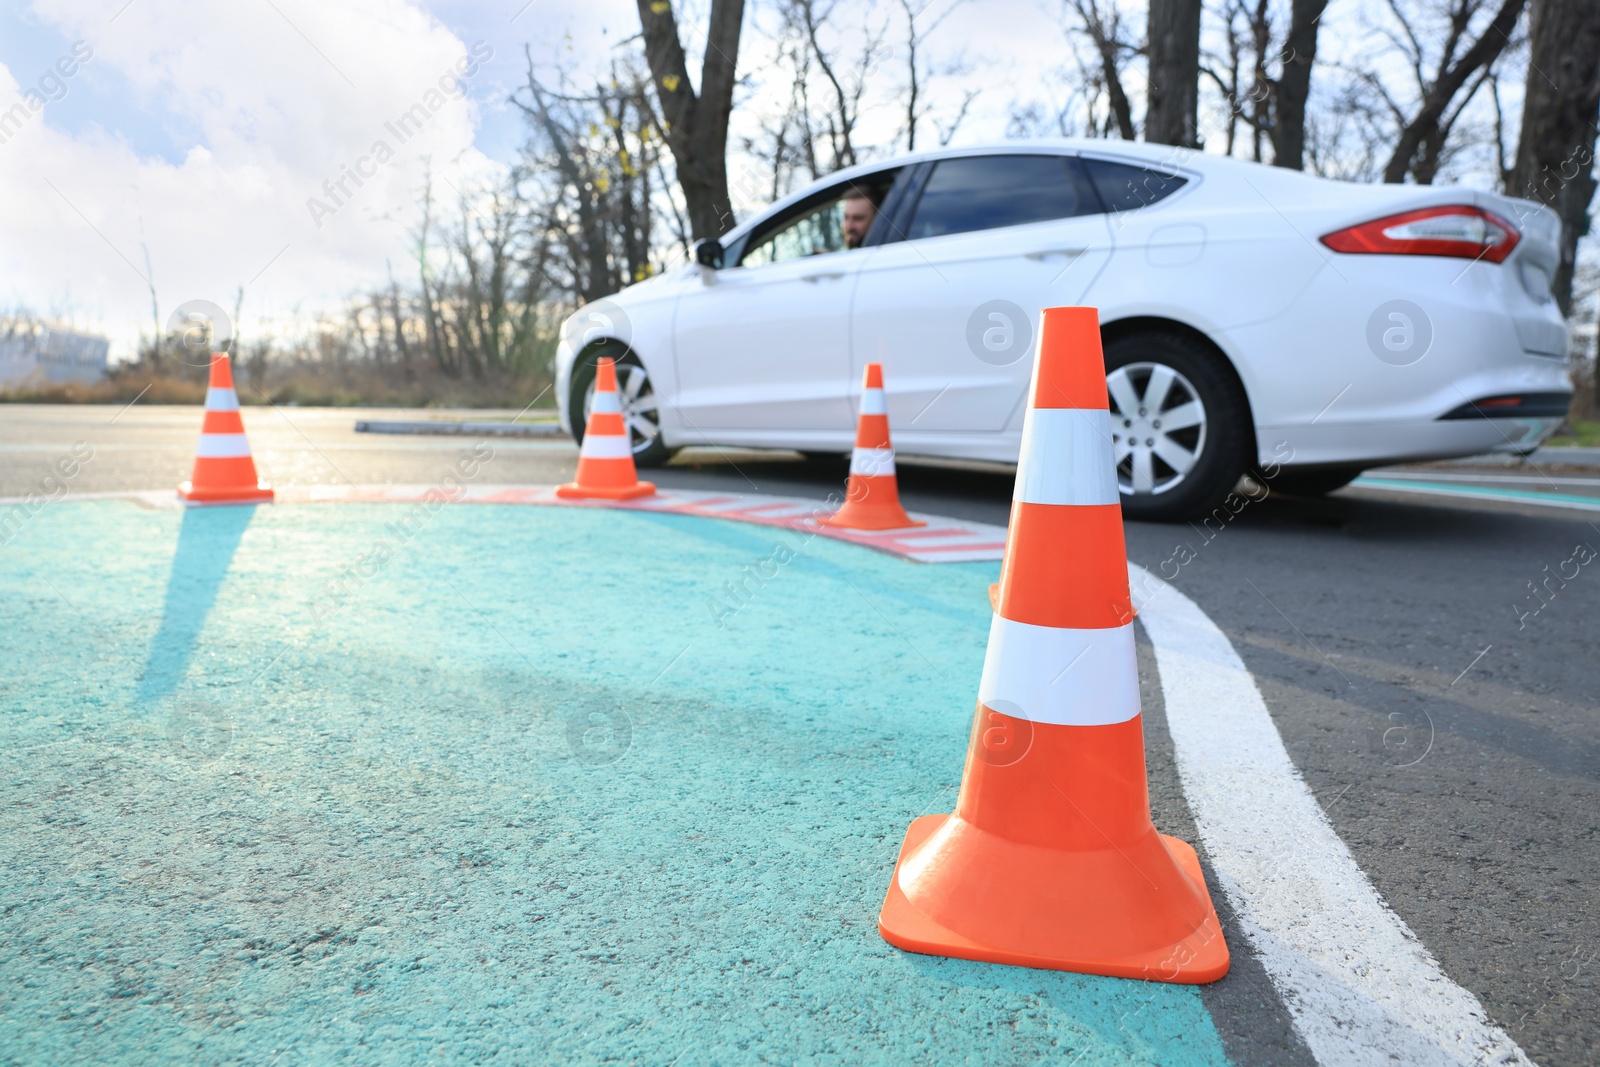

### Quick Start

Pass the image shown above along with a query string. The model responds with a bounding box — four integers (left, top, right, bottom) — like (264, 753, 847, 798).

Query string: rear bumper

(1256, 414, 1563, 467)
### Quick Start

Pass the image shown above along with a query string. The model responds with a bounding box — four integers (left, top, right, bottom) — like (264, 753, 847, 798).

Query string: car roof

(722, 138, 1224, 241)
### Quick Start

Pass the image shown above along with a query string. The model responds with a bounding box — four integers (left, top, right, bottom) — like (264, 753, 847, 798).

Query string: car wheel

(1104, 331, 1251, 522)
(1266, 465, 1364, 497)
(570, 344, 673, 468)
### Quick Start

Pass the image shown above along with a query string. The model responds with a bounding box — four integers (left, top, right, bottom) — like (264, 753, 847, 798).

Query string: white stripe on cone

(591, 391, 622, 415)
(860, 388, 887, 416)
(850, 445, 895, 477)
(205, 388, 240, 411)
(976, 615, 1141, 726)
(580, 433, 634, 460)
(1013, 408, 1120, 507)
(194, 434, 253, 458)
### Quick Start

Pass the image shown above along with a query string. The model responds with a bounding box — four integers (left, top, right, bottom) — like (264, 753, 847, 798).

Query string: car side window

(904, 155, 1099, 240)
(741, 199, 848, 267)
(1081, 158, 1188, 212)
(737, 169, 902, 268)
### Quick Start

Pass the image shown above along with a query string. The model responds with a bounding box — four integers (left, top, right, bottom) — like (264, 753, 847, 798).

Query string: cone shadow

(137, 505, 256, 703)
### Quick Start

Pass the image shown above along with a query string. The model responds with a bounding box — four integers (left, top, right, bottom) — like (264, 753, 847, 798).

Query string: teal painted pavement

(0, 501, 1231, 1065)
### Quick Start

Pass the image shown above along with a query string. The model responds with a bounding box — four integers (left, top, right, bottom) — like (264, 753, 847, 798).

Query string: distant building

(0, 318, 110, 387)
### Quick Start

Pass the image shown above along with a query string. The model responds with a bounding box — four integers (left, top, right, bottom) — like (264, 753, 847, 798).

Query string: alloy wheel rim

(1106, 361, 1207, 496)
(584, 363, 662, 455)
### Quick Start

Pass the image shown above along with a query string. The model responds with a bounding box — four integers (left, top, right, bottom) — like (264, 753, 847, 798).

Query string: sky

(0, 0, 641, 360)
(0, 0, 1529, 362)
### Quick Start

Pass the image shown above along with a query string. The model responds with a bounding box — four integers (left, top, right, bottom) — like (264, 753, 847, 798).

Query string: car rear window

(1081, 158, 1188, 212)
(906, 155, 1100, 240)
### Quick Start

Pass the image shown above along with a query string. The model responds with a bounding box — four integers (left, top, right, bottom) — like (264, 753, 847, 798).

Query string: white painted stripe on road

(578, 432, 633, 459)
(1014, 408, 1119, 506)
(1131, 563, 1532, 1067)
(205, 387, 239, 411)
(194, 434, 251, 458)
(850, 446, 895, 477)
(976, 615, 1140, 726)
(860, 388, 887, 416)
(590, 391, 622, 415)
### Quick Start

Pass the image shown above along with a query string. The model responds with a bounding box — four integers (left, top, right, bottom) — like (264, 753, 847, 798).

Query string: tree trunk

(1272, 0, 1327, 169)
(1099, 39, 1138, 140)
(1145, 0, 1203, 147)
(1382, 0, 1525, 183)
(636, 0, 745, 239)
(1509, 0, 1600, 315)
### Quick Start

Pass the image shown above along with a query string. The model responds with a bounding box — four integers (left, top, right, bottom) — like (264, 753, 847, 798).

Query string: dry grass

(0, 362, 556, 409)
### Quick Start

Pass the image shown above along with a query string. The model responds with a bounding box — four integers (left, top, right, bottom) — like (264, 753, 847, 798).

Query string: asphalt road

(4, 404, 1597, 1066)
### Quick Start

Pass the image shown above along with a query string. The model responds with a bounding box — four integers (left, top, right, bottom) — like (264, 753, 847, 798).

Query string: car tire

(1104, 330, 1252, 523)
(570, 343, 673, 468)
(1265, 465, 1364, 497)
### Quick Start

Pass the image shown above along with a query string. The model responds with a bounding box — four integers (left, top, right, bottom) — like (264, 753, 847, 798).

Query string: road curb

(353, 419, 567, 438)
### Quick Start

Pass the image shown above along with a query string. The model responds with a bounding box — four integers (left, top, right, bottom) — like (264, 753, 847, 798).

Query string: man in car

(842, 190, 877, 249)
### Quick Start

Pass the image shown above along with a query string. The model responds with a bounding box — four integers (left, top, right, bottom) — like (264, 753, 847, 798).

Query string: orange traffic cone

(822, 363, 924, 531)
(177, 353, 274, 505)
(878, 307, 1229, 983)
(557, 357, 656, 501)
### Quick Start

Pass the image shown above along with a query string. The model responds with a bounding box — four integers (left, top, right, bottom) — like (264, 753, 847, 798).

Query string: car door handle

(801, 271, 847, 282)
(1025, 247, 1087, 261)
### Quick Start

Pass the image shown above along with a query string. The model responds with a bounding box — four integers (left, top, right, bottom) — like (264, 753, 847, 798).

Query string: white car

(555, 139, 1571, 520)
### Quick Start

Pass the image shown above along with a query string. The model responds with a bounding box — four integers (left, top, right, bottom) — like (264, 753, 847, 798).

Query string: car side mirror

(693, 238, 724, 270)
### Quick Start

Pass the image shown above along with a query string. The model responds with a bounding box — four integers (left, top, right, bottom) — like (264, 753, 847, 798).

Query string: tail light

(1321, 206, 1519, 263)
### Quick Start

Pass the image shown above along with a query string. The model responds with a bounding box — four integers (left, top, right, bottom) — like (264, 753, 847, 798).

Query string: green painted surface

(0, 501, 1231, 1065)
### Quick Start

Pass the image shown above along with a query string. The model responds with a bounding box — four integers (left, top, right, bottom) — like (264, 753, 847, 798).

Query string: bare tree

(411, 171, 447, 372)
(1509, 0, 1600, 314)
(1203, 0, 1277, 159)
(782, 0, 889, 171)
(635, 0, 746, 238)
(1365, 0, 1528, 183)
(1273, 0, 1330, 168)
(1063, 0, 1140, 140)
(895, 0, 974, 151)
(512, 52, 664, 304)
(1243, 0, 1275, 160)
(1202, 0, 1249, 155)
(1147, 0, 1204, 146)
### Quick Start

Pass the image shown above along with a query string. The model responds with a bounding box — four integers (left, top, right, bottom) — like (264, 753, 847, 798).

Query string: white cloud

(0, 0, 501, 361)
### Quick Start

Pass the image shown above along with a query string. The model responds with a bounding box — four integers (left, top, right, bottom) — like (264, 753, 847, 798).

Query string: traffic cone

(557, 357, 656, 501)
(878, 307, 1229, 983)
(177, 353, 274, 505)
(821, 363, 924, 531)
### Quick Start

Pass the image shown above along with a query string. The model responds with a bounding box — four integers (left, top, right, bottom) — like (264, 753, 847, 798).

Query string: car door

(671, 171, 901, 433)
(850, 153, 1116, 433)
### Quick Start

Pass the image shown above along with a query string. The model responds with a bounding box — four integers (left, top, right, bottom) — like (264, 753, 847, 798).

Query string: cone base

(555, 481, 656, 500)
(878, 814, 1229, 984)
(177, 481, 275, 505)
(820, 502, 926, 531)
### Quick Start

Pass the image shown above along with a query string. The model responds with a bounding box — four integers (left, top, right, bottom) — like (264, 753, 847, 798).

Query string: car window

(905, 155, 1099, 240)
(741, 198, 848, 267)
(1081, 158, 1188, 212)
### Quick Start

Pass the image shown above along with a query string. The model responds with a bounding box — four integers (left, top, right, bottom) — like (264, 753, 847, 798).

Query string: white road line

(1130, 563, 1532, 1067)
